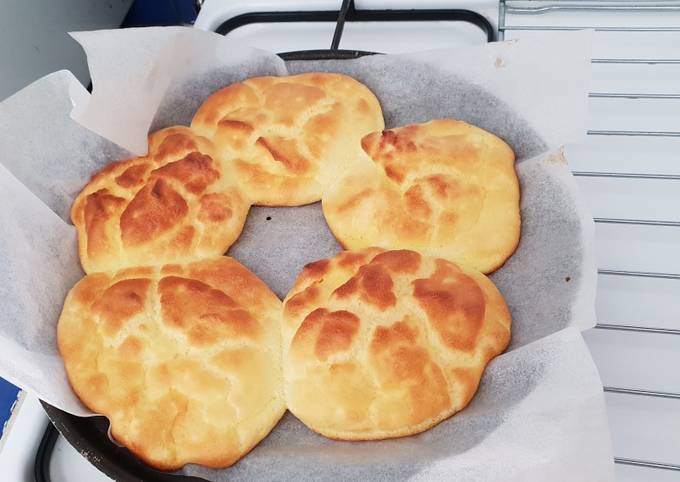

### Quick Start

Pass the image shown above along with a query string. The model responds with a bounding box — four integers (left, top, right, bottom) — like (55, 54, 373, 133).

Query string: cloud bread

(322, 119, 520, 273)
(58, 257, 285, 470)
(282, 248, 511, 440)
(71, 126, 250, 274)
(191, 73, 384, 206)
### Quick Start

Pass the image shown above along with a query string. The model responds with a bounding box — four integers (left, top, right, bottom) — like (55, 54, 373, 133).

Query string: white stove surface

(4, 1, 679, 481)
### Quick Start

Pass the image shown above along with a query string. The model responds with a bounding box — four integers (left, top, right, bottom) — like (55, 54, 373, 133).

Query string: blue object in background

(122, 0, 198, 27)
(0, 377, 21, 441)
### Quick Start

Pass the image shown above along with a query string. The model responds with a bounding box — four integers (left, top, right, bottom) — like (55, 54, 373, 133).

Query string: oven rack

(501, 0, 680, 474)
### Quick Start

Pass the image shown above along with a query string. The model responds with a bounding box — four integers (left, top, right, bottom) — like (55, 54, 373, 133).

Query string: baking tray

(35, 6, 496, 480)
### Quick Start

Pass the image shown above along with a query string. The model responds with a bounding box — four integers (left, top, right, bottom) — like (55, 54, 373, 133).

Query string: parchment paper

(0, 27, 612, 481)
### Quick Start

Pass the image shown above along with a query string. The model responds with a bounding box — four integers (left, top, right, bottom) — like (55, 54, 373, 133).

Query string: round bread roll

(322, 119, 520, 274)
(283, 248, 511, 440)
(191, 73, 384, 206)
(58, 257, 285, 470)
(71, 126, 250, 274)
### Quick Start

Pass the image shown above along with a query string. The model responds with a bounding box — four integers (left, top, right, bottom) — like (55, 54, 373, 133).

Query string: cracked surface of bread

(57, 257, 285, 470)
(71, 126, 250, 274)
(283, 248, 511, 440)
(322, 119, 520, 273)
(191, 73, 384, 206)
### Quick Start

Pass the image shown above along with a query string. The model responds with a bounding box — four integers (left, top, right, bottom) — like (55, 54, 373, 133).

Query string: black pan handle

(34, 421, 58, 482)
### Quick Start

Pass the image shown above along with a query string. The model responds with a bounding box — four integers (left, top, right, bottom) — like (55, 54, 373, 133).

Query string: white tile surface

(578, 177, 680, 222)
(0, 394, 48, 482)
(595, 223, 680, 274)
(584, 328, 680, 394)
(588, 97, 680, 132)
(506, 30, 680, 60)
(595, 274, 680, 330)
(566, 136, 680, 176)
(603, 391, 680, 466)
(616, 464, 680, 482)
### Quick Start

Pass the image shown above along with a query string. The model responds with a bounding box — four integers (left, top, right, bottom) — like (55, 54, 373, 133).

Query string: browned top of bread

(58, 257, 285, 470)
(71, 126, 250, 274)
(282, 248, 511, 440)
(191, 73, 384, 206)
(322, 119, 520, 273)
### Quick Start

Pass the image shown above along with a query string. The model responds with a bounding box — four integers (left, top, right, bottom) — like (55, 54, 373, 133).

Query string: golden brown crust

(71, 127, 250, 274)
(62, 75, 521, 463)
(322, 119, 520, 274)
(58, 257, 285, 470)
(282, 248, 511, 440)
(191, 73, 384, 206)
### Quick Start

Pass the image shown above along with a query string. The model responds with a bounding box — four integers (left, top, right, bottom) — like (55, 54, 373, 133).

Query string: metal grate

(501, 0, 680, 474)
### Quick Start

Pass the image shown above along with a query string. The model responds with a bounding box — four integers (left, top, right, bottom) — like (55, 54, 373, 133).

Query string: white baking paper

(70, 27, 287, 155)
(0, 26, 612, 481)
(189, 328, 613, 482)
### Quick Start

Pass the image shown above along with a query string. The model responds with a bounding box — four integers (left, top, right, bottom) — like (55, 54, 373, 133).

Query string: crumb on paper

(546, 147, 568, 166)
